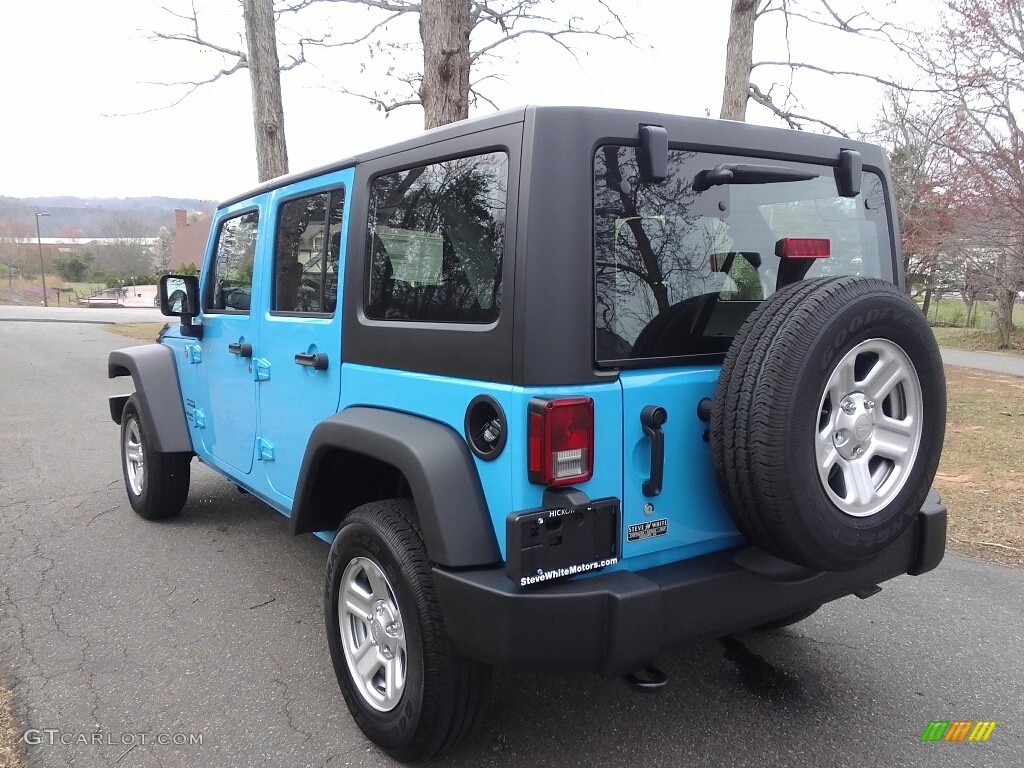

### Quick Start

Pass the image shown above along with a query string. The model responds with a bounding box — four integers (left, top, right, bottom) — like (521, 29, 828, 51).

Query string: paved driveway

(0, 322, 1021, 768)
(0, 305, 165, 324)
(940, 347, 1024, 377)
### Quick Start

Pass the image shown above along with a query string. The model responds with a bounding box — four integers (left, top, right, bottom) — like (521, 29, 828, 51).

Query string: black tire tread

(711, 277, 945, 570)
(329, 500, 489, 761)
(121, 395, 190, 520)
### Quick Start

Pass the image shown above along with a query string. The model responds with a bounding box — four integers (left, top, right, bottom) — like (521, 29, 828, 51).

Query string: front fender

(291, 407, 501, 569)
(108, 345, 193, 454)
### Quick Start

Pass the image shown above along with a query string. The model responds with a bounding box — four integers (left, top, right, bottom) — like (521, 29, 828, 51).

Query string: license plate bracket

(505, 498, 620, 586)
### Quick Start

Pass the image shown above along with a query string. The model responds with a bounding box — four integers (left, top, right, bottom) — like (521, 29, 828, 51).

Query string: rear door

(255, 170, 352, 506)
(593, 145, 893, 562)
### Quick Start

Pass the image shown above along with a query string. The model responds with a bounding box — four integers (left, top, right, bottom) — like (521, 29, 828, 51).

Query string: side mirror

(159, 274, 199, 316)
(159, 274, 202, 338)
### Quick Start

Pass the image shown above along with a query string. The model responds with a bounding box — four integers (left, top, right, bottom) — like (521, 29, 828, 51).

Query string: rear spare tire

(710, 277, 945, 571)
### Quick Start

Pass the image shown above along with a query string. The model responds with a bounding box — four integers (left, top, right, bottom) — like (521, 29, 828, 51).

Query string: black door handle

(294, 352, 328, 371)
(227, 342, 252, 358)
(640, 405, 668, 497)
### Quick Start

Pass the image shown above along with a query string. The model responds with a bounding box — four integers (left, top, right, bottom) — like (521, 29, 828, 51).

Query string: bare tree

(152, 0, 290, 180)
(153, 226, 175, 274)
(720, 0, 923, 134)
(100, 215, 153, 278)
(869, 89, 960, 310)
(721, 0, 758, 121)
(151, 0, 633, 136)
(244, 0, 289, 179)
(911, 0, 1024, 346)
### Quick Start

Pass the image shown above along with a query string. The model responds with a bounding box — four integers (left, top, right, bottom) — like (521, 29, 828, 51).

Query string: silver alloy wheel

(815, 338, 923, 518)
(339, 556, 407, 712)
(124, 417, 145, 496)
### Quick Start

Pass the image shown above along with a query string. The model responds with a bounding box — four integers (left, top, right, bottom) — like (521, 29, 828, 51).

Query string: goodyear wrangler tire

(120, 394, 191, 520)
(324, 500, 489, 761)
(710, 277, 946, 571)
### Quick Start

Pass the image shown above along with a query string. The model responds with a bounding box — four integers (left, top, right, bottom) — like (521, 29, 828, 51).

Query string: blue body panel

(253, 170, 353, 509)
(165, 172, 743, 577)
(176, 198, 267, 478)
(619, 367, 742, 564)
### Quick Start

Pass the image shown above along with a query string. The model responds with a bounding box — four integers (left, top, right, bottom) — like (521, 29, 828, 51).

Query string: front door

(256, 171, 352, 506)
(194, 206, 262, 475)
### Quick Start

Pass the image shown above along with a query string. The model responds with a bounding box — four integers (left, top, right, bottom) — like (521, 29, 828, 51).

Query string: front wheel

(120, 394, 191, 520)
(324, 500, 489, 761)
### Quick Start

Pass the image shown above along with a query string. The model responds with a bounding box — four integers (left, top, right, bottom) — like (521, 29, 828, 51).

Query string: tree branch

(752, 59, 946, 93)
(278, 0, 419, 14)
(748, 82, 851, 136)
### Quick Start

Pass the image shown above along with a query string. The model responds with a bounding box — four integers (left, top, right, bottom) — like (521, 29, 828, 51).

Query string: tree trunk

(995, 288, 1016, 347)
(243, 0, 288, 181)
(419, 0, 472, 129)
(720, 0, 758, 121)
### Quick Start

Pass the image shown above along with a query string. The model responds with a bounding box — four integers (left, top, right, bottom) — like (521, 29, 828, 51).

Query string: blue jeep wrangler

(108, 106, 947, 761)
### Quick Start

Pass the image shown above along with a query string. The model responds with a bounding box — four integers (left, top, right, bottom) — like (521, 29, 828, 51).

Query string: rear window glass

(594, 146, 891, 364)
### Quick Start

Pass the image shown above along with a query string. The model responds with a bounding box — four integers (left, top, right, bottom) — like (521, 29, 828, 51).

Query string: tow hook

(624, 666, 668, 691)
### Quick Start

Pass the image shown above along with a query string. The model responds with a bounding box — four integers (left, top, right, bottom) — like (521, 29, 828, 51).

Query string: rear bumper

(433, 491, 946, 675)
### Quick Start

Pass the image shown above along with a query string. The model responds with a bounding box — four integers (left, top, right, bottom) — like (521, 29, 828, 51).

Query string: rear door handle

(227, 342, 252, 358)
(294, 352, 328, 371)
(640, 405, 668, 497)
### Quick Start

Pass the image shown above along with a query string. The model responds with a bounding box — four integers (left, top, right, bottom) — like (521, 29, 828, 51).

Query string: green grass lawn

(917, 296, 1024, 328)
(919, 297, 1024, 354)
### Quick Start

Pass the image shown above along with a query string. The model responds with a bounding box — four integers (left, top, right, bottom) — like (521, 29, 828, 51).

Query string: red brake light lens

(775, 237, 831, 259)
(527, 397, 594, 487)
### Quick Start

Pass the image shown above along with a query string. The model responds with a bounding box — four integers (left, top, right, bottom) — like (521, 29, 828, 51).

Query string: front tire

(325, 500, 489, 761)
(120, 394, 191, 520)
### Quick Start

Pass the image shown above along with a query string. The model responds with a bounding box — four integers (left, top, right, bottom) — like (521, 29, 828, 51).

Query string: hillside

(0, 195, 217, 237)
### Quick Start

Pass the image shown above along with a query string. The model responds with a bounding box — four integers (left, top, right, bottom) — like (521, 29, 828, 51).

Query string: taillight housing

(527, 397, 594, 487)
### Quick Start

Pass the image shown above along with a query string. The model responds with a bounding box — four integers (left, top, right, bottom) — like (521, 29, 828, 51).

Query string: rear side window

(594, 146, 890, 364)
(365, 152, 508, 323)
(272, 189, 345, 314)
(206, 210, 259, 313)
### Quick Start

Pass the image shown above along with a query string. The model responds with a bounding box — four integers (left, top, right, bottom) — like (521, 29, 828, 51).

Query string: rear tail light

(775, 237, 831, 259)
(527, 397, 594, 486)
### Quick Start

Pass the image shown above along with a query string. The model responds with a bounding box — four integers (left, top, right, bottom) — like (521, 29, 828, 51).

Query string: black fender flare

(108, 345, 193, 454)
(290, 407, 501, 568)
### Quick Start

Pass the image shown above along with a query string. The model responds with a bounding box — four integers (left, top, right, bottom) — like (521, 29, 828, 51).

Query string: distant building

(167, 209, 212, 271)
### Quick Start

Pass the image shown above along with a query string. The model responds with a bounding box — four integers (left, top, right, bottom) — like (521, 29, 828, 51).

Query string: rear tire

(120, 394, 191, 520)
(324, 500, 489, 761)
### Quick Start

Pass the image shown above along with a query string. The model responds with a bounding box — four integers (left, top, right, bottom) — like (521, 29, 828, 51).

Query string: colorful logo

(921, 721, 997, 742)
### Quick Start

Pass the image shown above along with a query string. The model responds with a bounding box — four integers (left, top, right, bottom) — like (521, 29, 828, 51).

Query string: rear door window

(272, 190, 344, 314)
(365, 152, 508, 323)
(594, 146, 890, 364)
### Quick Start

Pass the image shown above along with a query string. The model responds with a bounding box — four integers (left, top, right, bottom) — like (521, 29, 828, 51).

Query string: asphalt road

(940, 346, 1024, 378)
(0, 305, 166, 324)
(0, 321, 1021, 768)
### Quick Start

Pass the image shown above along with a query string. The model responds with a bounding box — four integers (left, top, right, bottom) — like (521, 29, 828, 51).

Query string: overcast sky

(1, 0, 932, 201)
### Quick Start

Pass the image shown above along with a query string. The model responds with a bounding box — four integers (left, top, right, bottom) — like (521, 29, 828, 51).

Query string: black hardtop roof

(218, 106, 529, 208)
(218, 105, 885, 209)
